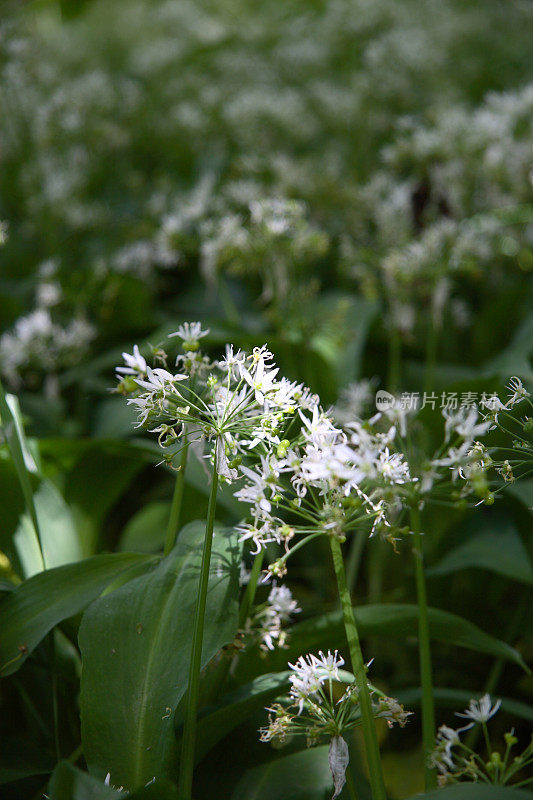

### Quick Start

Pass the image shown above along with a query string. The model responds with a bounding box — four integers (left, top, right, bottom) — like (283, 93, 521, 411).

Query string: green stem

(387, 328, 401, 394)
(329, 536, 387, 800)
(345, 766, 360, 800)
(164, 442, 189, 556)
(178, 454, 219, 799)
(424, 316, 437, 396)
(410, 506, 437, 790)
(346, 531, 367, 594)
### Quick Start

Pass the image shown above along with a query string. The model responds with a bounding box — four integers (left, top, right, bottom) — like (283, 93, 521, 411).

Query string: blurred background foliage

(0, 0, 532, 797)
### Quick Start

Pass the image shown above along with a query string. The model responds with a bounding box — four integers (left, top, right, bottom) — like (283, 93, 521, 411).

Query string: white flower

(104, 773, 125, 792)
(455, 694, 502, 729)
(376, 448, 412, 484)
(240, 356, 279, 406)
(135, 366, 187, 396)
(218, 344, 246, 377)
(267, 584, 301, 621)
(309, 650, 345, 680)
(116, 344, 147, 377)
(431, 725, 460, 773)
(443, 407, 491, 442)
(288, 655, 325, 713)
(287, 650, 345, 713)
(507, 376, 530, 407)
(168, 321, 209, 349)
(236, 522, 276, 555)
(299, 405, 341, 448)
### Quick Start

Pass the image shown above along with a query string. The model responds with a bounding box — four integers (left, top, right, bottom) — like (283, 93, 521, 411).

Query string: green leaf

(409, 784, 533, 799)
(127, 780, 179, 799)
(236, 604, 528, 680)
(230, 745, 332, 800)
(0, 383, 44, 571)
(48, 762, 119, 800)
(0, 553, 154, 676)
(427, 519, 533, 585)
(62, 442, 146, 556)
(79, 521, 242, 791)
(396, 688, 533, 724)
(118, 501, 170, 553)
(48, 762, 180, 800)
(14, 479, 83, 577)
(190, 671, 291, 764)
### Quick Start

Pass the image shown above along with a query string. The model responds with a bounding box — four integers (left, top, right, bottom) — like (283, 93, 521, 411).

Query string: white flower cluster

(115, 324, 314, 482)
(2, 0, 529, 340)
(429, 694, 533, 788)
(288, 650, 345, 714)
(235, 401, 413, 563)
(0, 309, 95, 388)
(260, 649, 410, 795)
(249, 584, 301, 651)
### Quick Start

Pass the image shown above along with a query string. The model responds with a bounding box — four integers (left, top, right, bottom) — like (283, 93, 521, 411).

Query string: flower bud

(276, 439, 291, 458)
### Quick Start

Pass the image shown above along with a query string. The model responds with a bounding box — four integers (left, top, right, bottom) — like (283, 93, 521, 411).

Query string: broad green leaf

(505, 480, 533, 512)
(0, 553, 154, 676)
(0, 459, 25, 563)
(62, 442, 146, 556)
(427, 519, 533, 585)
(79, 521, 242, 791)
(47, 762, 179, 800)
(189, 671, 291, 764)
(127, 780, 179, 799)
(0, 382, 44, 571)
(236, 604, 528, 680)
(231, 745, 332, 800)
(396, 688, 533, 724)
(48, 762, 119, 800)
(14, 479, 83, 577)
(409, 784, 533, 799)
(118, 501, 170, 553)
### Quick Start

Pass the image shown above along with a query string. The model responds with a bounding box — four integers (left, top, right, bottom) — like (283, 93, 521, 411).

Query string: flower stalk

(410, 505, 437, 790)
(178, 448, 219, 799)
(329, 536, 387, 800)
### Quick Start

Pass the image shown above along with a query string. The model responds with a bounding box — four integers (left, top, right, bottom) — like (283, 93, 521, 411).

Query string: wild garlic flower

(114, 324, 305, 482)
(168, 321, 209, 351)
(506, 376, 531, 408)
(245, 583, 301, 651)
(431, 694, 532, 788)
(455, 694, 502, 730)
(478, 378, 533, 491)
(260, 652, 409, 798)
(233, 395, 416, 573)
(115, 345, 147, 381)
(0, 309, 95, 389)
